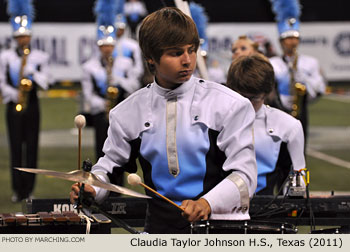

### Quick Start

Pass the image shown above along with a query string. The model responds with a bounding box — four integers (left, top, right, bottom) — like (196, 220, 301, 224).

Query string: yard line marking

(324, 95, 350, 103)
(307, 148, 350, 170)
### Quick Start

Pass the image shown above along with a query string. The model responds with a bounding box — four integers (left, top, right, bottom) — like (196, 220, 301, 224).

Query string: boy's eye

(169, 51, 182, 56)
(241, 46, 247, 51)
(232, 48, 237, 53)
(188, 47, 195, 54)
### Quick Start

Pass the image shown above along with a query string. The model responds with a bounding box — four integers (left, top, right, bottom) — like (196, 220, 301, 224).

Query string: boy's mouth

(179, 70, 191, 77)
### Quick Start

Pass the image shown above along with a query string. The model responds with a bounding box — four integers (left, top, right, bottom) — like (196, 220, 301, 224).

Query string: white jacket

(92, 76, 257, 220)
(254, 105, 305, 192)
(0, 48, 50, 104)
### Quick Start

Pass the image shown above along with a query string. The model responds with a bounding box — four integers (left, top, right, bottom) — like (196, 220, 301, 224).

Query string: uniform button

(171, 170, 177, 175)
(268, 128, 274, 134)
(146, 84, 151, 88)
(194, 115, 199, 121)
(144, 122, 150, 127)
(199, 79, 204, 83)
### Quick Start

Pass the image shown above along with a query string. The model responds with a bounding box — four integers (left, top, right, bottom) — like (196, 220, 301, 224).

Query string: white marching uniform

(114, 36, 144, 81)
(269, 54, 326, 110)
(81, 55, 139, 115)
(208, 66, 226, 84)
(254, 105, 305, 193)
(92, 76, 257, 220)
(0, 47, 50, 201)
(0, 48, 50, 103)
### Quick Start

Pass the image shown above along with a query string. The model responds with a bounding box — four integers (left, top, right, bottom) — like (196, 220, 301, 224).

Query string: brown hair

(227, 53, 274, 95)
(234, 35, 259, 52)
(138, 7, 200, 64)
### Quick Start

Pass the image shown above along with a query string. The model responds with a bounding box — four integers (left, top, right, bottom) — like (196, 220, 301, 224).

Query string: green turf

(0, 146, 95, 213)
(306, 155, 350, 191)
(320, 149, 350, 162)
(309, 97, 350, 126)
(0, 97, 79, 134)
(40, 97, 80, 130)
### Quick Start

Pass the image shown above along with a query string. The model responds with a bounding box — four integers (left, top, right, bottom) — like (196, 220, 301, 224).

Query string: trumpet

(104, 56, 119, 119)
(15, 47, 33, 112)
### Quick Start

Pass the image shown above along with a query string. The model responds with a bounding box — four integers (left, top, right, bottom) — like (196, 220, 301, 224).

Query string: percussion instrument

(250, 194, 350, 227)
(190, 220, 297, 234)
(0, 211, 111, 234)
(25, 194, 350, 233)
(15, 167, 150, 199)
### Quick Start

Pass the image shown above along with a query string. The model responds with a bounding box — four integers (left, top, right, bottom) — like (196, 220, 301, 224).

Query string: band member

(231, 35, 259, 61)
(0, 0, 51, 202)
(124, 0, 148, 39)
(81, 0, 139, 163)
(227, 54, 306, 195)
(190, 2, 226, 84)
(269, 0, 327, 142)
(71, 7, 257, 234)
(114, 11, 144, 89)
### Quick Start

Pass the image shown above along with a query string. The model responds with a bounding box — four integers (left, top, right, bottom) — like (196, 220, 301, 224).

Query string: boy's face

(149, 44, 197, 89)
(99, 45, 115, 58)
(15, 35, 31, 48)
(281, 37, 299, 56)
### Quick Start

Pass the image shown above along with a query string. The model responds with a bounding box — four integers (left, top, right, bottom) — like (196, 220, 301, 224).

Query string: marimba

(0, 211, 111, 234)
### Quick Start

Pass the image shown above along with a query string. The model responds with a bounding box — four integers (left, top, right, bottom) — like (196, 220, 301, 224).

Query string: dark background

(1, 0, 349, 23)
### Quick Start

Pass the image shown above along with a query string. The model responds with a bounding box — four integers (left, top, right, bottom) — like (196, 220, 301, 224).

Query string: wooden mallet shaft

(140, 182, 184, 212)
(74, 115, 86, 170)
(128, 173, 184, 211)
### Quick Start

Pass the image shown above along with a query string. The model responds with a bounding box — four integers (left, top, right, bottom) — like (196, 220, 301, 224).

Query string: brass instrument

(104, 56, 119, 119)
(288, 49, 306, 119)
(15, 47, 33, 112)
(291, 82, 306, 118)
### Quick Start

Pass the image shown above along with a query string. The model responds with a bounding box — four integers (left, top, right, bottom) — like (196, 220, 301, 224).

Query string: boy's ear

(147, 59, 155, 65)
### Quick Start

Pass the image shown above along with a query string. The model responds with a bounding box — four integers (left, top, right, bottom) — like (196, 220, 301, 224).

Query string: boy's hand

(70, 183, 96, 204)
(180, 198, 211, 222)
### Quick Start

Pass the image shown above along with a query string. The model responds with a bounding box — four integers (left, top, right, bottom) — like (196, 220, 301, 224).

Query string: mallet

(74, 114, 86, 170)
(127, 173, 184, 212)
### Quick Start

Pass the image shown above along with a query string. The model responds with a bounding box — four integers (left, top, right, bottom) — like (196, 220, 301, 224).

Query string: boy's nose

(181, 52, 191, 64)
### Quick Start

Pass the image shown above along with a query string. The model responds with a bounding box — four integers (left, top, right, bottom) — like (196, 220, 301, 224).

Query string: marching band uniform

(124, 0, 147, 39)
(207, 61, 226, 84)
(114, 13, 144, 89)
(254, 104, 305, 194)
(81, 53, 139, 160)
(269, 0, 326, 140)
(91, 76, 257, 233)
(0, 0, 50, 202)
(269, 54, 326, 136)
(82, 0, 139, 163)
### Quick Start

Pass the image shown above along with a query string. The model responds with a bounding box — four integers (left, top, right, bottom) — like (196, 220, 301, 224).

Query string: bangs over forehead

(139, 7, 200, 62)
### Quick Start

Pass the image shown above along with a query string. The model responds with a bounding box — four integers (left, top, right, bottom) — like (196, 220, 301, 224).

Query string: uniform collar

(153, 75, 194, 99)
(255, 105, 265, 119)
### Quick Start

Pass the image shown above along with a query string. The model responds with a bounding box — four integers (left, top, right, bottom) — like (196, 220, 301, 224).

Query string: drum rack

(249, 195, 350, 226)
